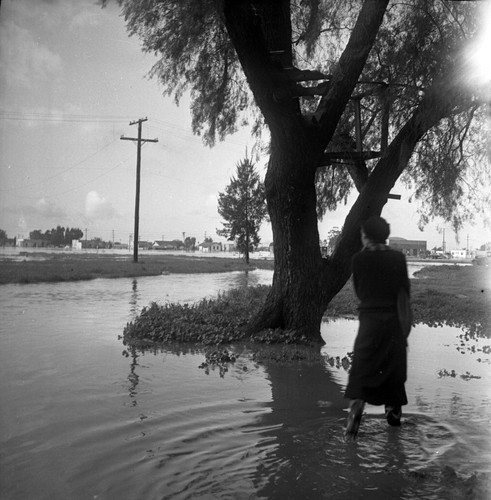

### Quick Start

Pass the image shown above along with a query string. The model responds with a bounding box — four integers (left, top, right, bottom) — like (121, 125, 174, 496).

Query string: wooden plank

(353, 99, 363, 152)
(320, 150, 381, 163)
(283, 67, 331, 82)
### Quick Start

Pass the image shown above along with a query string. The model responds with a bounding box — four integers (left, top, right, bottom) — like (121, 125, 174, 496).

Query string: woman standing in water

(345, 216, 411, 440)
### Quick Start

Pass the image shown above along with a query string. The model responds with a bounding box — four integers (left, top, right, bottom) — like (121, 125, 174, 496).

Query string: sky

(0, 0, 489, 251)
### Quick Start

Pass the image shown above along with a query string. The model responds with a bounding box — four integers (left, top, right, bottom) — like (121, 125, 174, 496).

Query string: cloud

(69, 8, 107, 29)
(0, 19, 62, 89)
(4, 198, 66, 219)
(84, 191, 116, 220)
(35, 198, 67, 219)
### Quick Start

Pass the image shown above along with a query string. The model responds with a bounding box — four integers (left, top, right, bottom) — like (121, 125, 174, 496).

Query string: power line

(0, 110, 252, 149)
(0, 138, 120, 193)
(0, 111, 132, 123)
(0, 153, 134, 200)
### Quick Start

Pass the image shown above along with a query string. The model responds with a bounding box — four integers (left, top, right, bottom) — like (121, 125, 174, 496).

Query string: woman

(345, 216, 411, 440)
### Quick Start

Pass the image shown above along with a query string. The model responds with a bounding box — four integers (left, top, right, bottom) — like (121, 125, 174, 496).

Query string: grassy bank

(122, 264, 490, 348)
(328, 264, 490, 338)
(0, 252, 274, 284)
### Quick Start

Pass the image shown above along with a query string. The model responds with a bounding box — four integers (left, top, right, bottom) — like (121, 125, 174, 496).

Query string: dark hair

(362, 216, 390, 243)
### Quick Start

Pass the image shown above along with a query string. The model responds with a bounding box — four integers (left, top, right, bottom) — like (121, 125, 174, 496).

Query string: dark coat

(345, 247, 410, 406)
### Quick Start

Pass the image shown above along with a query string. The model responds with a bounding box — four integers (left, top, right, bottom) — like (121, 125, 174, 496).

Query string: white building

(450, 249, 468, 259)
(198, 241, 222, 252)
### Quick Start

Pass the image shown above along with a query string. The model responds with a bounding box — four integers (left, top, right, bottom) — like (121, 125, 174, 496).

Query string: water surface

(1, 270, 489, 499)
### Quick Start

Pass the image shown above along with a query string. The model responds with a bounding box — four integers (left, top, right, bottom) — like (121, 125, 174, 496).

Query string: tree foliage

(109, 0, 490, 232)
(217, 157, 267, 263)
(184, 236, 197, 250)
(325, 227, 342, 256)
(29, 227, 84, 246)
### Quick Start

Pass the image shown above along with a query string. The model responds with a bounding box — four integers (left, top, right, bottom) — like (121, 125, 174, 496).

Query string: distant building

(138, 241, 153, 250)
(113, 242, 129, 250)
(221, 242, 237, 252)
(450, 249, 468, 259)
(17, 238, 49, 248)
(81, 239, 108, 249)
(198, 241, 222, 252)
(152, 240, 184, 250)
(389, 237, 427, 256)
(0, 237, 16, 247)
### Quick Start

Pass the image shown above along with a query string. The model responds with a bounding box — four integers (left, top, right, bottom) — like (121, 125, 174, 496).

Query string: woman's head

(361, 216, 390, 244)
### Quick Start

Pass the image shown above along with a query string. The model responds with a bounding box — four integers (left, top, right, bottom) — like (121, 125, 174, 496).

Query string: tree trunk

(251, 128, 327, 341)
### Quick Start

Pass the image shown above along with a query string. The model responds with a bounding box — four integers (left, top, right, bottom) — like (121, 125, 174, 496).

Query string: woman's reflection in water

(252, 349, 407, 499)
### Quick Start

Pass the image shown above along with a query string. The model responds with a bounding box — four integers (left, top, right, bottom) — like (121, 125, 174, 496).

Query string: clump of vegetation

(123, 285, 320, 349)
(325, 353, 353, 371)
(198, 348, 238, 377)
(437, 368, 482, 380)
(329, 265, 490, 339)
(123, 286, 270, 347)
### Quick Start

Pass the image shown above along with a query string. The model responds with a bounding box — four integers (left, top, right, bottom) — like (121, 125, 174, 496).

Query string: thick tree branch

(223, 0, 301, 133)
(319, 73, 479, 307)
(315, 0, 389, 142)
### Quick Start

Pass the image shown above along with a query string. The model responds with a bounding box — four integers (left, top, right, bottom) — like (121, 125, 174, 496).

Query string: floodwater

(0, 269, 490, 499)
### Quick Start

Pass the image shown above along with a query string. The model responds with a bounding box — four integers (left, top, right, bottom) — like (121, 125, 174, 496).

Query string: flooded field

(1, 270, 489, 499)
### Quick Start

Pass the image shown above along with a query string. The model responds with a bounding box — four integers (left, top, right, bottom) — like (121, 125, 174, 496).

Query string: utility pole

(121, 118, 158, 263)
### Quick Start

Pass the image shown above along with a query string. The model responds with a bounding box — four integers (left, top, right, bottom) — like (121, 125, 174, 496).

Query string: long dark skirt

(345, 310, 408, 407)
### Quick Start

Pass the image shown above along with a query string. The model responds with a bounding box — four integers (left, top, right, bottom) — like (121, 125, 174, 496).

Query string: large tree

(217, 157, 267, 263)
(108, 0, 490, 342)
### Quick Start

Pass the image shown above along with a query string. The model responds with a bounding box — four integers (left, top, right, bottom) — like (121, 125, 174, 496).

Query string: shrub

(123, 285, 270, 346)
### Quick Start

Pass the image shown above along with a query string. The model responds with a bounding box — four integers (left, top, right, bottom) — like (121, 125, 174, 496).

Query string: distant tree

(65, 227, 83, 245)
(204, 237, 213, 243)
(217, 157, 267, 264)
(184, 236, 197, 250)
(51, 226, 65, 247)
(29, 229, 45, 241)
(28, 227, 84, 246)
(325, 228, 342, 256)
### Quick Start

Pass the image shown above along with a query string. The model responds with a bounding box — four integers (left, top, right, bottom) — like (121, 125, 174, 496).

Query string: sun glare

(466, 1, 491, 87)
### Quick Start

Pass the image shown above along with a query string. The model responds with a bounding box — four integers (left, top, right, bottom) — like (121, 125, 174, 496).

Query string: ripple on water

(65, 397, 279, 499)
